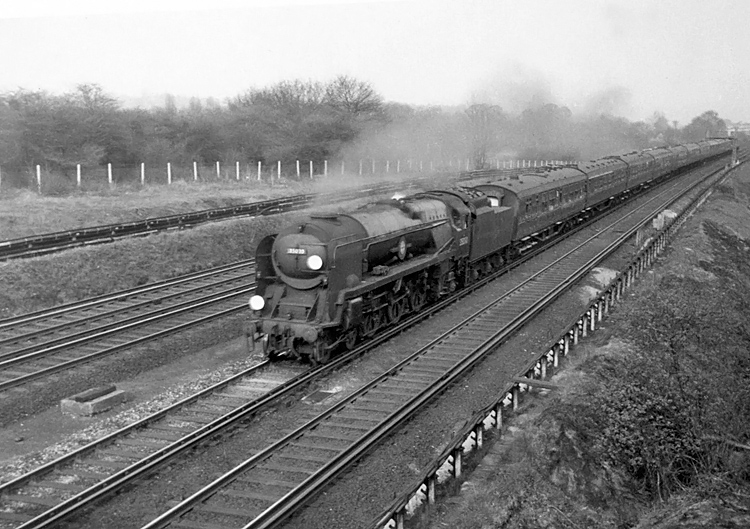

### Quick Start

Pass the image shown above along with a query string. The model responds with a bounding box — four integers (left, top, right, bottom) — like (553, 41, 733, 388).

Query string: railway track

(0, 167, 539, 261)
(137, 159, 731, 529)
(0, 158, 731, 528)
(0, 260, 257, 393)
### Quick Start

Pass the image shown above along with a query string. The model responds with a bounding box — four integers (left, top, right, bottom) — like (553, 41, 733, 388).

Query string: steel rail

(367, 153, 748, 529)
(140, 160, 717, 529)
(0, 287, 254, 393)
(0, 272, 255, 356)
(0, 167, 536, 261)
(0, 158, 731, 528)
(0, 259, 255, 329)
(0, 168, 616, 529)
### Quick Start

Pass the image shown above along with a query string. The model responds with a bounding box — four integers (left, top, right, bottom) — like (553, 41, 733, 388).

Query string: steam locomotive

(248, 138, 733, 364)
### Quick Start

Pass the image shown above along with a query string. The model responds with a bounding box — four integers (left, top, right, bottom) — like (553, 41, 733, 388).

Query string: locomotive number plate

(287, 248, 307, 255)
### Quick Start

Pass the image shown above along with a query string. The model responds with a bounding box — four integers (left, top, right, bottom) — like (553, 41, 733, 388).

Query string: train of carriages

(248, 138, 734, 364)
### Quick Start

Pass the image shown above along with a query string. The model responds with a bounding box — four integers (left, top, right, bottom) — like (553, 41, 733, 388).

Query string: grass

(421, 170, 750, 529)
(0, 177, 412, 318)
(0, 172, 422, 240)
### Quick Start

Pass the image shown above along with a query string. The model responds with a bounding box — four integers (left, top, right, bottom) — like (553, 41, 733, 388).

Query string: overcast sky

(1, 0, 748, 124)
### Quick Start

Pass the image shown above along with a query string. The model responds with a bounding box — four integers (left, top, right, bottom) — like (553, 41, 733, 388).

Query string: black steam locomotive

(248, 139, 733, 364)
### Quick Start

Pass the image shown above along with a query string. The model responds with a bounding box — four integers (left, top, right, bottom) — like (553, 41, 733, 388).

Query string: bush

(553, 264, 750, 500)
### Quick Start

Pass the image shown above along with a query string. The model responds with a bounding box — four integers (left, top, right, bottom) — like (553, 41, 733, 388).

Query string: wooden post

(108, 163, 112, 185)
(36, 165, 41, 193)
(77, 164, 81, 187)
(141, 162, 145, 186)
(167, 162, 172, 185)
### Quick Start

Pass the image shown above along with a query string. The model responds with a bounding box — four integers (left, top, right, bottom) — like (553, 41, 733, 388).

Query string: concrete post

(453, 448, 462, 478)
(36, 165, 41, 193)
(216, 161, 220, 179)
(77, 164, 81, 187)
(141, 162, 145, 186)
(257, 161, 262, 181)
(193, 161, 198, 181)
(108, 163, 112, 185)
(167, 162, 171, 185)
(236, 161, 240, 180)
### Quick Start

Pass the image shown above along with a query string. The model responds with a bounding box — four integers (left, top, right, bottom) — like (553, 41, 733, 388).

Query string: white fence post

(257, 161, 262, 181)
(296, 159, 300, 178)
(309, 160, 313, 178)
(167, 162, 172, 185)
(324, 159, 328, 176)
(36, 165, 41, 193)
(276, 160, 281, 182)
(236, 161, 240, 180)
(77, 164, 81, 187)
(193, 161, 198, 181)
(108, 163, 113, 186)
(215, 161, 220, 179)
(141, 163, 145, 186)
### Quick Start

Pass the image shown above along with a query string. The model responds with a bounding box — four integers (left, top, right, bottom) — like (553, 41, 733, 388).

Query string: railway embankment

(425, 162, 750, 528)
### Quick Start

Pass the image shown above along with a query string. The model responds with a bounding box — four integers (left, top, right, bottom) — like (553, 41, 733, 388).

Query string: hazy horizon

(2, 0, 749, 125)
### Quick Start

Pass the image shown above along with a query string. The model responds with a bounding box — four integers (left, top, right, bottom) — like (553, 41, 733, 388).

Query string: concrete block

(61, 385, 132, 417)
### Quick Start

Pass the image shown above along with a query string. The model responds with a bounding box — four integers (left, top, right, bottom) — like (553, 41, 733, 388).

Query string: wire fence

(0, 158, 574, 195)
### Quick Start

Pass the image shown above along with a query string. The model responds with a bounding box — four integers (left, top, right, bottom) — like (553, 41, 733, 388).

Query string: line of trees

(0, 77, 738, 190)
